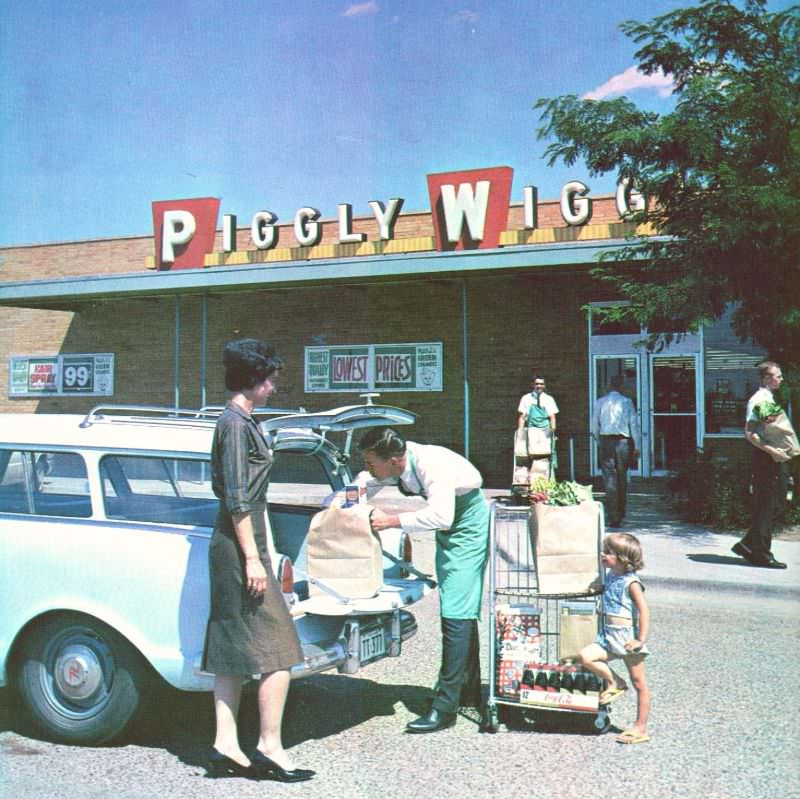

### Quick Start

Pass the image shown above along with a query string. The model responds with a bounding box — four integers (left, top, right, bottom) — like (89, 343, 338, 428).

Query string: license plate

(360, 628, 386, 664)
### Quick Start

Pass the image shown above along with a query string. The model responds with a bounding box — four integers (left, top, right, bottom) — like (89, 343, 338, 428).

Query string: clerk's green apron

(526, 399, 550, 430)
(406, 453, 490, 620)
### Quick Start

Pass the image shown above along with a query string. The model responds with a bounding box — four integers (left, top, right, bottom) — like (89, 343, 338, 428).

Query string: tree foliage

(536, 1, 800, 367)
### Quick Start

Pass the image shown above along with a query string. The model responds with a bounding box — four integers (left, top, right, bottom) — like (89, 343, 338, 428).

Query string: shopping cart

(484, 497, 610, 733)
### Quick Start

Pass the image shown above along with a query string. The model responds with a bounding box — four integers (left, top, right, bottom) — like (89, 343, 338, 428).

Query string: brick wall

(0, 193, 637, 487)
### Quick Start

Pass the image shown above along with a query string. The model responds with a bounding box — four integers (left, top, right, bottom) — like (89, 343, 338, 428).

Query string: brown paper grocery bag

(529, 500, 601, 595)
(514, 429, 529, 458)
(762, 411, 800, 459)
(306, 504, 383, 599)
(526, 426, 552, 457)
(559, 612, 598, 660)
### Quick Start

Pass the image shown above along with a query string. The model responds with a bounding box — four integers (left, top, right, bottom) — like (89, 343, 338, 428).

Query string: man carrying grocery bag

(732, 360, 799, 569)
(356, 427, 489, 734)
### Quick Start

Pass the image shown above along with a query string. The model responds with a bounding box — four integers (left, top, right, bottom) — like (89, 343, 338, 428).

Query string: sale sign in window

(304, 343, 442, 393)
(9, 353, 114, 397)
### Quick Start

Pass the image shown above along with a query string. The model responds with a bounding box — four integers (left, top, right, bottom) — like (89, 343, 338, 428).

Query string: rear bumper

(290, 609, 418, 679)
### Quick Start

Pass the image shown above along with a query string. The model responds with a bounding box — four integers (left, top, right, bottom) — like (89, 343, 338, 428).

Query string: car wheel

(17, 613, 146, 745)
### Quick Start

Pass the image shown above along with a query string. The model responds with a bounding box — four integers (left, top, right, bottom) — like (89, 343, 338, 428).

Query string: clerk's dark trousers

(744, 448, 789, 559)
(432, 618, 481, 714)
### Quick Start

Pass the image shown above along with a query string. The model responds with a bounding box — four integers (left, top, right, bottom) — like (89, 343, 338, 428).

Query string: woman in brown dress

(203, 338, 314, 782)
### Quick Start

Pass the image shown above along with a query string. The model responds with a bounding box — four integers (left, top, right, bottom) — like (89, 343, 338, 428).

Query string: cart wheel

(594, 712, 611, 733)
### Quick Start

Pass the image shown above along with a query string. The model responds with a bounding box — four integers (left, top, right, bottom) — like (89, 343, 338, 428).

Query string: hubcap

(55, 644, 104, 702)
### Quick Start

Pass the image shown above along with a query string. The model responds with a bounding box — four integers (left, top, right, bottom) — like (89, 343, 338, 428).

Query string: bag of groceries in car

(306, 504, 383, 599)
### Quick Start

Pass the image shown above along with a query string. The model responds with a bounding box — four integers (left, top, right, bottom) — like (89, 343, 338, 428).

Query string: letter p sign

(152, 197, 220, 270)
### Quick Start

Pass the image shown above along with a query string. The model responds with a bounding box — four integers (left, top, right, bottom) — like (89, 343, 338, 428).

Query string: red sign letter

(427, 166, 513, 251)
(152, 197, 220, 270)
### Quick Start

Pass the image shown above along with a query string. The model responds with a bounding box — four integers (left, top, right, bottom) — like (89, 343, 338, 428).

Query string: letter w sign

(426, 166, 512, 251)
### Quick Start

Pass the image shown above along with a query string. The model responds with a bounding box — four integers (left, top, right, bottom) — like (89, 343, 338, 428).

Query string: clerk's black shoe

(731, 541, 752, 558)
(406, 708, 457, 733)
(205, 749, 255, 779)
(754, 555, 788, 569)
(250, 750, 315, 782)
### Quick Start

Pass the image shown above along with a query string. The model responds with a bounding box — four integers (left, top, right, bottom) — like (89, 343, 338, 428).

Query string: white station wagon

(0, 402, 429, 744)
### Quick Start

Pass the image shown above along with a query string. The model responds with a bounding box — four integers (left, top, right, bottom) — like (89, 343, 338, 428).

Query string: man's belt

(600, 434, 628, 440)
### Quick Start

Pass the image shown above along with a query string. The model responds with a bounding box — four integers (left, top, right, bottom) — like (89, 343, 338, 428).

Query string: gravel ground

(2, 487, 798, 798)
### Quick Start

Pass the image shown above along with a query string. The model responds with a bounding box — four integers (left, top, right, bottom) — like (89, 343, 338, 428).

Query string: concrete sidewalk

(616, 484, 800, 598)
(371, 481, 799, 598)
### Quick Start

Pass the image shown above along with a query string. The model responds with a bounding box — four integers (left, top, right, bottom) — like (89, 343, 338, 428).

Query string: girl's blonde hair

(603, 533, 644, 572)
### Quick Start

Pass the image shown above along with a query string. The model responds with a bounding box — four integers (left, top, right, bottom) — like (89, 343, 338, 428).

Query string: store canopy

(0, 238, 646, 312)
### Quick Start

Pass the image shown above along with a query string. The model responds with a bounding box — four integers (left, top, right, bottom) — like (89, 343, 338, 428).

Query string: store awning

(0, 238, 646, 312)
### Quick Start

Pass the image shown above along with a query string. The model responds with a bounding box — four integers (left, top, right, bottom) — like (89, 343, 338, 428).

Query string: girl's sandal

(599, 686, 627, 704)
(616, 729, 650, 744)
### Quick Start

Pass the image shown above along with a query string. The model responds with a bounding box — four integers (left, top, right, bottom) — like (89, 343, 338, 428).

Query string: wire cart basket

(485, 497, 611, 733)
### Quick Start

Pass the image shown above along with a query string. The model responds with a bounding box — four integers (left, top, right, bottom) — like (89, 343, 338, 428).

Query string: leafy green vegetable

(754, 401, 783, 421)
(528, 477, 593, 506)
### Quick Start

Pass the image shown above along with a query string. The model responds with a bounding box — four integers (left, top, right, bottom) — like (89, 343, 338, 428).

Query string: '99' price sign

(62, 357, 95, 393)
(9, 353, 114, 397)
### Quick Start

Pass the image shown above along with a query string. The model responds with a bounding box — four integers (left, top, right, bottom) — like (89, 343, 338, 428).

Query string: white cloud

(583, 66, 675, 101)
(343, 1, 378, 17)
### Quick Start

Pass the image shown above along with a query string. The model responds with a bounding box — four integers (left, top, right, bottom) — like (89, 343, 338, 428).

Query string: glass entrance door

(591, 356, 642, 476)
(650, 354, 700, 473)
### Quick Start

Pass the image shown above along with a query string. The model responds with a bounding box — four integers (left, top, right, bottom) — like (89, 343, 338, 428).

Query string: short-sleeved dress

(202, 402, 303, 675)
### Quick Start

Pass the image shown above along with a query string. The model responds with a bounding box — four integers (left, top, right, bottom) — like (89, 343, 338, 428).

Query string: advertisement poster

(305, 343, 442, 393)
(9, 353, 115, 397)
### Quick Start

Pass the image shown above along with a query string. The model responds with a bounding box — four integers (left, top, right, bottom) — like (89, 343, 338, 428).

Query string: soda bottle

(534, 665, 548, 691)
(572, 669, 586, 694)
(521, 668, 535, 690)
(560, 663, 574, 693)
(547, 664, 561, 692)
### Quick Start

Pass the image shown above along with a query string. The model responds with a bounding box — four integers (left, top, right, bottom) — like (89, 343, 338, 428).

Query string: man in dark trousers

(733, 360, 791, 569)
(356, 427, 489, 733)
(592, 375, 640, 527)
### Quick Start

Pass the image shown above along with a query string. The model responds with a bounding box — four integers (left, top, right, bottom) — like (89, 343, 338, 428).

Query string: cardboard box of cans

(495, 604, 542, 698)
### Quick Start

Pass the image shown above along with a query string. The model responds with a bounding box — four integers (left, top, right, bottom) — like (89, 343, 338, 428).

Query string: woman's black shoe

(251, 750, 315, 782)
(205, 749, 254, 779)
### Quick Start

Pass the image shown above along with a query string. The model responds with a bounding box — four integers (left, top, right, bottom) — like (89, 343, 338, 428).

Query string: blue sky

(0, 0, 750, 246)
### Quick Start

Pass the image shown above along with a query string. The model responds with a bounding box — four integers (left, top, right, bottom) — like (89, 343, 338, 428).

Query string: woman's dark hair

(223, 338, 283, 392)
(358, 427, 407, 459)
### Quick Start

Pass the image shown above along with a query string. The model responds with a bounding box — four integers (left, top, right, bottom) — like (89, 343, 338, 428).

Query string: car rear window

(0, 449, 92, 518)
(267, 451, 336, 506)
(100, 454, 217, 527)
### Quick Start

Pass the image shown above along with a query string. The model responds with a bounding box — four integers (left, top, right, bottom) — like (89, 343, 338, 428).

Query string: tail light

(400, 532, 412, 578)
(277, 555, 294, 594)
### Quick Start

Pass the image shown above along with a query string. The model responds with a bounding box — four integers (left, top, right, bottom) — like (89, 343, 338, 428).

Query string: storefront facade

(0, 166, 765, 487)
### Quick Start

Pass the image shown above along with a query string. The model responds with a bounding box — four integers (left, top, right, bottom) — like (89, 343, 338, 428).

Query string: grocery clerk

(516, 374, 559, 436)
(355, 427, 490, 735)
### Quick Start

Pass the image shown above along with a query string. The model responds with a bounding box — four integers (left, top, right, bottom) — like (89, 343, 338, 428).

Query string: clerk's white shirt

(591, 390, 640, 450)
(355, 441, 483, 534)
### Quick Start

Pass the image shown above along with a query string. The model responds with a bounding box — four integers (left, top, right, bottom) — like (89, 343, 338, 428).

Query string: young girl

(580, 533, 650, 744)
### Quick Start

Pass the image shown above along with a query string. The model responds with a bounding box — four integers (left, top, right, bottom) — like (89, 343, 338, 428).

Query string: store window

(704, 307, 766, 436)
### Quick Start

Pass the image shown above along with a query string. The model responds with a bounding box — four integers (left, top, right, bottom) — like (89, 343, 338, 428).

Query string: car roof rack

(79, 405, 220, 429)
(80, 404, 309, 429)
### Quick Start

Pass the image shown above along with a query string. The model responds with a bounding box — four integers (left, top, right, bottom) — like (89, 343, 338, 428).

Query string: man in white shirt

(732, 360, 790, 569)
(592, 375, 640, 527)
(356, 427, 489, 733)
(517, 375, 559, 476)
(517, 375, 559, 433)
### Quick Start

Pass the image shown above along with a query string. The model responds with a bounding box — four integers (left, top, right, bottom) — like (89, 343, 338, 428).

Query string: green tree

(536, 0, 800, 367)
